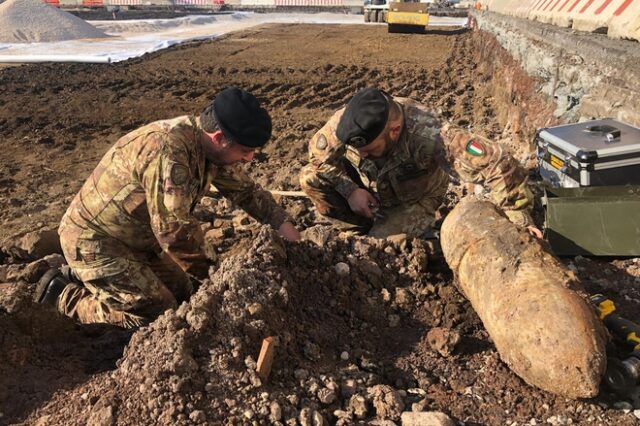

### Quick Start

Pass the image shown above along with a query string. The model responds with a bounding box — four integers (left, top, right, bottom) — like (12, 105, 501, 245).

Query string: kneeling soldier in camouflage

(35, 87, 300, 328)
(300, 87, 535, 238)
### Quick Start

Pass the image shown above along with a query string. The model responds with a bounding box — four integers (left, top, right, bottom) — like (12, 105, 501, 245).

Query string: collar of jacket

(189, 115, 216, 193)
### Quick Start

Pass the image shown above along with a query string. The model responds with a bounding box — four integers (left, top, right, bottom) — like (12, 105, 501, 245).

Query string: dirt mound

(0, 0, 107, 43)
(9, 227, 635, 425)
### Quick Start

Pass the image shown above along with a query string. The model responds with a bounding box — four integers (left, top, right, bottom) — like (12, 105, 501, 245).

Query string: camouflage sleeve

(141, 134, 208, 276)
(442, 127, 534, 227)
(212, 164, 291, 229)
(308, 124, 359, 200)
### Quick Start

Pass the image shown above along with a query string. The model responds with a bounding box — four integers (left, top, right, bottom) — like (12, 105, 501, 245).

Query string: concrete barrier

(480, 0, 640, 41)
(607, 1, 640, 40)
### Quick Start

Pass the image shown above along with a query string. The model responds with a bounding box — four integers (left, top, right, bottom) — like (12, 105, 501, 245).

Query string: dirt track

(1, 24, 640, 425)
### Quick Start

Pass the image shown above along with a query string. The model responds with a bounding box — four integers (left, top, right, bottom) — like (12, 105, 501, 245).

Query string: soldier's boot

(61, 265, 83, 285)
(34, 268, 72, 306)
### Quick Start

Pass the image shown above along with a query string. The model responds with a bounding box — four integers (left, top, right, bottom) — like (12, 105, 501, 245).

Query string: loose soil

(1, 23, 640, 425)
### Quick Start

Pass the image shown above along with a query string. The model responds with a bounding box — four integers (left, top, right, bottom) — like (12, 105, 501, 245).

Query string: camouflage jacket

(307, 97, 533, 221)
(60, 116, 290, 273)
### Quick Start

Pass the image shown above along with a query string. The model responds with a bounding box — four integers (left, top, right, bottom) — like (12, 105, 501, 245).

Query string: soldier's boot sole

(34, 268, 70, 306)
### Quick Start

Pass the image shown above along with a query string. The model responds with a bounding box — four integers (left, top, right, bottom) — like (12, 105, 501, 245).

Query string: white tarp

(0, 12, 468, 63)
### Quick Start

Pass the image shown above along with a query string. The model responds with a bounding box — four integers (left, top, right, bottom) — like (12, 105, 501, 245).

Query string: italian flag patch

(465, 139, 485, 157)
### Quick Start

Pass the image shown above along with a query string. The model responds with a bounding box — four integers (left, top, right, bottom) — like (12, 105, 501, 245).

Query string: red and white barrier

(174, 0, 223, 5)
(479, 0, 640, 41)
(105, 0, 144, 5)
(274, 0, 344, 6)
(82, 0, 104, 7)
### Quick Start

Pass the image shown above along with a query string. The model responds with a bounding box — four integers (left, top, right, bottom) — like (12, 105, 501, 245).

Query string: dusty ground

(1, 23, 640, 425)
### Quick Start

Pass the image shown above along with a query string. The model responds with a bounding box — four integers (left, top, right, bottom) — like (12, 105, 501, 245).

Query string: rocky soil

(1, 23, 640, 425)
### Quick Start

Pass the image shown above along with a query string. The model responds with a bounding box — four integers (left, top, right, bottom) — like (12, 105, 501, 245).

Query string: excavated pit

(2, 22, 640, 425)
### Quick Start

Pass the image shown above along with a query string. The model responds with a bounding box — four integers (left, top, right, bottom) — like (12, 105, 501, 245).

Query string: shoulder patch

(316, 134, 328, 150)
(170, 164, 190, 186)
(465, 139, 485, 157)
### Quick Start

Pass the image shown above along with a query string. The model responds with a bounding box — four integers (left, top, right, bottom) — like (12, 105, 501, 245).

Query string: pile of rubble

(0, 0, 107, 43)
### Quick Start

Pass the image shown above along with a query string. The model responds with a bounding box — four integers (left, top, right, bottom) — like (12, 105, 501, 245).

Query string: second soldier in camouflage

(300, 87, 534, 238)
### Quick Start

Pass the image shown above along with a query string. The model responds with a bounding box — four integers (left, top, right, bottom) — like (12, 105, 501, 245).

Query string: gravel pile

(0, 0, 107, 43)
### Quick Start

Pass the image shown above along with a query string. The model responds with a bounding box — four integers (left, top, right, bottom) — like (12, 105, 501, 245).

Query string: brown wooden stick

(256, 336, 277, 381)
(209, 185, 309, 198)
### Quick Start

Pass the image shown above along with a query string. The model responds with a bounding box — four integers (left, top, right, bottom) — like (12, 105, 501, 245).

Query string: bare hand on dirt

(526, 225, 543, 239)
(347, 188, 379, 219)
(278, 221, 301, 242)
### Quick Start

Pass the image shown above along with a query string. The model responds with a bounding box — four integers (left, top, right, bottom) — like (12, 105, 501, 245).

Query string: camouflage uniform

(58, 116, 290, 328)
(299, 97, 533, 238)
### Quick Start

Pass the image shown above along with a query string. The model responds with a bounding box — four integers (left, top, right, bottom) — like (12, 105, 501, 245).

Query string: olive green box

(543, 186, 640, 256)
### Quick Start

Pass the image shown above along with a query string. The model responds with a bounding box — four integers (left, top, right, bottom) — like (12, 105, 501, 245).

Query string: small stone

(335, 262, 350, 277)
(9, 228, 61, 260)
(333, 409, 350, 419)
(189, 410, 206, 423)
(243, 409, 255, 419)
(294, 369, 309, 380)
(386, 234, 407, 246)
(244, 356, 257, 370)
(348, 394, 368, 419)
(400, 411, 455, 426)
(340, 351, 350, 361)
(368, 384, 404, 421)
(394, 288, 413, 308)
(634, 409, 640, 420)
(303, 342, 321, 361)
(312, 411, 326, 426)
(613, 401, 633, 411)
(388, 314, 400, 327)
(247, 303, 263, 315)
(87, 405, 115, 426)
(270, 401, 282, 421)
(205, 383, 214, 392)
(426, 327, 461, 357)
(318, 388, 337, 405)
(381, 288, 392, 302)
(43, 253, 66, 268)
(342, 379, 357, 398)
(411, 398, 427, 412)
(300, 407, 325, 426)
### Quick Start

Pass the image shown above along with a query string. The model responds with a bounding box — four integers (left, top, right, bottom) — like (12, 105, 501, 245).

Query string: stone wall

(471, 11, 640, 128)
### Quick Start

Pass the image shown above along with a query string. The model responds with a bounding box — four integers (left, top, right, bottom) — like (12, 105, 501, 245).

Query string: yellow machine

(387, 1, 430, 33)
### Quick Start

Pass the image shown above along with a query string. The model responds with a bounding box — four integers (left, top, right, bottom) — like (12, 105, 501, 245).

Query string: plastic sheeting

(0, 12, 469, 63)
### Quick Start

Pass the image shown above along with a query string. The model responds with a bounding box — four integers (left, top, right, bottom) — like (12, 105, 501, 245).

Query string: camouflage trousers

(299, 164, 448, 239)
(58, 223, 193, 329)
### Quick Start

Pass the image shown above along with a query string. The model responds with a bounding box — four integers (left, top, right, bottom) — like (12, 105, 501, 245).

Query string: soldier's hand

(278, 221, 301, 242)
(347, 189, 379, 219)
(526, 226, 543, 239)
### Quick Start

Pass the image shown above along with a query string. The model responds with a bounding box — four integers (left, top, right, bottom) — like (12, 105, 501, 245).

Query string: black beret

(201, 87, 272, 148)
(336, 88, 390, 148)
